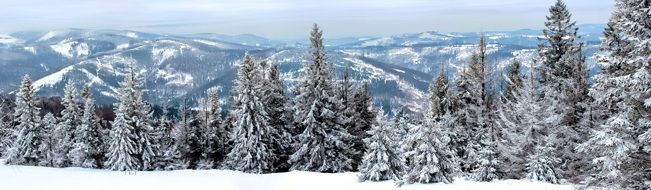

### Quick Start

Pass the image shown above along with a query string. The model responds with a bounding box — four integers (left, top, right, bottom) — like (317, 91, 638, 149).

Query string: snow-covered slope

(0, 164, 574, 190)
(0, 25, 605, 108)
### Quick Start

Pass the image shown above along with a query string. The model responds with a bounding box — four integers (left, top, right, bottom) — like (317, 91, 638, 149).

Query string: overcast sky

(0, 0, 614, 40)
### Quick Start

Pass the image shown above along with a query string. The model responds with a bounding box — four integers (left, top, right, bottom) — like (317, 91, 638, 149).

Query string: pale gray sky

(0, 0, 614, 39)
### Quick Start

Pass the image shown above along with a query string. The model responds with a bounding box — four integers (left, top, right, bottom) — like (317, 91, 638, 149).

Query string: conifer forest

(0, 0, 649, 189)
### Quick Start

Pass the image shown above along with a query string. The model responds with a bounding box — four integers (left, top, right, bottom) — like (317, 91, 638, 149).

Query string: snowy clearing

(0, 164, 574, 190)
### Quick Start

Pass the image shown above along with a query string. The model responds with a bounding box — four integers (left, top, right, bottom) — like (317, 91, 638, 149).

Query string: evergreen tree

(469, 129, 500, 182)
(184, 115, 204, 169)
(224, 53, 276, 173)
(201, 87, 227, 169)
(454, 37, 490, 173)
(262, 64, 293, 172)
(496, 59, 525, 178)
(38, 113, 57, 167)
(6, 75, 42, 166)
(429, 68, 455, 118)
(578, 1, 651, 188)
(358, 109, 404, 182)
(401, 117, 455, 184)
(132, 80, 156, 171)
(499, 69, 560, 179)
(290, 24, 354, 173)
(431, 69, 463, 170)
(153, 105, 176, 170)
(70, 85, 104, 168)
(337, 67, 357, 168)
(0, 98, 15, 158)
(537, 0, 590, 178)
(349, 82, 377, 170)
(173, 99, 193, 169)
(167, 102, 191, 170)
(105, 69, 155, 171)
(525, 138, 560, 184)
(105, 101, 138, 171)
(55, 81, 80, 167)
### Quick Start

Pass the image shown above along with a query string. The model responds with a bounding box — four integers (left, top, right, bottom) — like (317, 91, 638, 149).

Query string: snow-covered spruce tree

(70, 85, 104, 168)
(105, 69, 156, 171)
(537, 0, 590, 178)
(55, 81, 80, 167)
(0, 98, 16, 158)
(429, 68, 456, 119)
(6, 75, 43, 166)
(39, 113, 57, 167)
(525, 137, 560, 184)
(105, 101, 138, 171)
(172, 99, 194, 170)
(261, 63, 293, 172)
(577, 1, 651, 189)
(496, 60, 527, 178)
(500, 69, 560, 179)
(430, 69, 462, 171)
(132, 79, 157, 171)
(358, 109, 404, 182)
(152, 105, 176, 170)
(469, 128, 500, 182)
(454, 37, 490, 174)
(337, 67, 358, 169)
(200, 87, 227, 169)
(401, 116, 455, 184)
(163, 103, 191, 170)
(289, 24, 354, 173)
(349, 82, 377, 170)
(184, 115, 204, 169)
(224, 53, 276, 173)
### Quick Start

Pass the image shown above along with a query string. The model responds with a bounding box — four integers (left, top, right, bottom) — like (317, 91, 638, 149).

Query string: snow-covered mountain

(0, 25, 605, 110)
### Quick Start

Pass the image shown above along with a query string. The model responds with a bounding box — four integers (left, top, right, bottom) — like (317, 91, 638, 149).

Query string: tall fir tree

(289, 24, 354, 173)
(349, 82, 377, 170)
(70, 86, 105, 168)
(55, 81, 80, 167)
(431, 69, 462, 170)
(201, 87, 227, 169)
(224, 53, 276, 173)
(105, 71, 139, 171)
(499, 68, 560, 180)
(132, 77, 156, 171)
(262, 63, 293, 172)
(497, 60, 526, 178)
(537, 0, 590, 179)
(578, 0, 651, 189)
(38, 113, 57, 167)
(105, 69, 155, 171)
(6, 75, 43, 166)
(153, 105, 176, 170)
(337, 66, 357, 169)
(454, 37, 491, 174)
(184, 114, 204, 169)
(358, 109, 404, 182)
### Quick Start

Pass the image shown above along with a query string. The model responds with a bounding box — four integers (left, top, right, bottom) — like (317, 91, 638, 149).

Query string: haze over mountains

(0, 24, 605, 111)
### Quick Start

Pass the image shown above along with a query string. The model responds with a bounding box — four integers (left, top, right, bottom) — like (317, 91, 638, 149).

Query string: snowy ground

(0, 161, 575, 190)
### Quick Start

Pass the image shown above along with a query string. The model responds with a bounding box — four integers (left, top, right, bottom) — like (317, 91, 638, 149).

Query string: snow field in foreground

(0, 164, 575, 190)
